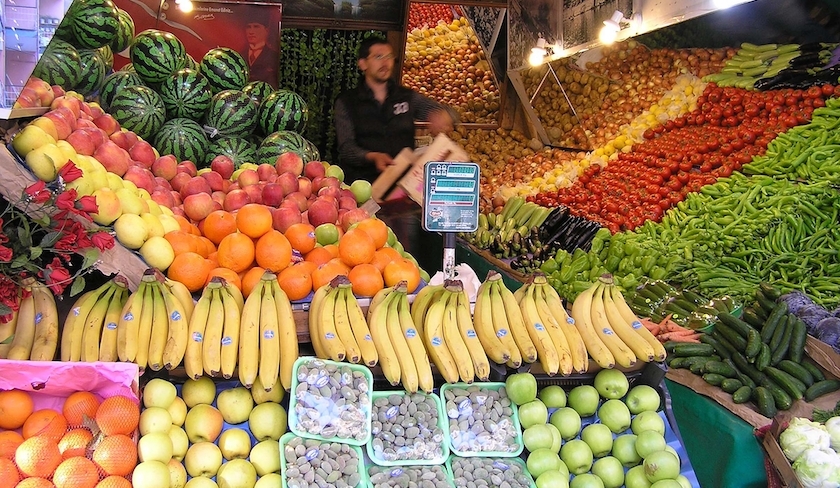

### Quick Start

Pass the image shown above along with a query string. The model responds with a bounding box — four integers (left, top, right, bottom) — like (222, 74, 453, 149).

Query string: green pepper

(649, 266, 668, 281)
(572, 281, 593, 294)
(559, 266, 575, 284)
(605, 255, 622, 272)
(608, 240, 625, 260)
(620, 273, 638, 290)
(624, 242, 641, 258)
(618, 257, 632, 273)
(539, 257, 559, 275)
(570, 253, 589, 274)
(641, 256, 657, 274)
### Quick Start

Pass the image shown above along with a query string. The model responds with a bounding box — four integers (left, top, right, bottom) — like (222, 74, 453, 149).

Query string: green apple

(643, 450, 680, 483)
(581, 423, 613, 458)
(185, 404, 224, 443)
(168, 396, 187, 427)
(550, 407, 582, 440)
(674, 475, 692, 488)
(592, 456, 625, 488)
(650, 481, 683, 488)
(184, 441, 223, 478)
(25, 143, 62, 182)
(314, 223, 340, 246)
(254, 473, 282, 488)
(184, 475, 218, 488)
(168, 458, 188, 488)
(218, 427, 252, 460)
(13, 124, 56, 157)
(144, 378, 177, 409)
(539, 385, 567, 408)
(526, 448, 564, 478)
(181, 376, 217, 408)
(570, 473, 605, 488)
(251, 376, 284, 404)
(524, 424, 556, 452)
(91, 187, 124, 225)
(545, 422, 563, 453)
(593, 369, 630, 400)
(349, 179, 372, 204)
(598, 399, 631, 434)
(139, 406, 173, 436)
(505, 372, 537, 405)
(168, 425, 189, 462)
(625, 385, 661, 414)
(536, 470, 569, 488)
(568, 385, 600, 417)
(635, 430, 666, 459)
(612, 434, 642, 467)
(137, 432, 173, 463)
(559, 439, 593, 475)
(248, 402, 287, 441)
(132, 460, 171, 488)
(216, 458, 257, 488)
(519, 399, 548, 429)
(325, 164, 344, 182)
(216, 387, 254, 425)
(632, 411, 666, 436)
(250, 439, 281, 476)
(625, 465, 653, 488)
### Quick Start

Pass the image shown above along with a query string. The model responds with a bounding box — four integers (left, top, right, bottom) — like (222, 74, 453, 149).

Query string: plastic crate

(279, 432, 367, 488)
(439, 382, 524, 457)
(367, 390, 448, 466)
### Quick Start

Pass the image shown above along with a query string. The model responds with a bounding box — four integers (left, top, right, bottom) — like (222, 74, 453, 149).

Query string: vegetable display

(780, 417, 840, 488)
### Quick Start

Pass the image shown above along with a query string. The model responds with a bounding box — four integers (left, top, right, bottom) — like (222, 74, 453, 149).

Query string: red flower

(58, 161, 82, 183)
(75, 195, 98, 215)
(54, 191, 76, 212)
(54, 232, 78, 252)
(25, 181, 51, 204)
(38, 257, 71, 295)
(0, 244, 12, 262)
(91, 232, 114, 251)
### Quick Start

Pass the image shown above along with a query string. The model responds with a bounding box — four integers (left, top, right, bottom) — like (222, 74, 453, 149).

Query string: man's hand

(367, 152, 394, 172)
(427, 108, 454, 136)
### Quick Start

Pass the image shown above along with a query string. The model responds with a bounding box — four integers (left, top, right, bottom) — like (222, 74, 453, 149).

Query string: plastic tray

(279, 432, 368, 488)
(367, 464, 455, 487)
(439, 382, 524, 458)
(287, 356, 373, 446)
(367, 390, 449, 466)
(446, 455, 536, 488)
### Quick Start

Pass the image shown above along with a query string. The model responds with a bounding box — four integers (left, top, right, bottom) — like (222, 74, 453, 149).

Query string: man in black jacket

(334, 37, 454, 184)
(241, 20, 279, 88)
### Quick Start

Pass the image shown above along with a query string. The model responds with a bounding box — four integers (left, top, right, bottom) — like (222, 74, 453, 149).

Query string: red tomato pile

(531, 83, 837, 233)
(407, 3, 462, 31)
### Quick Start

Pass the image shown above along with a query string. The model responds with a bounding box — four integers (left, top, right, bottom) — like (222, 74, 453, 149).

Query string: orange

(277, 262, 317, 301)
(217, 233, 256, 274)
(284, 223, 316, 255)
(323, 243, 340, 258)
(202, 210, 237, 244)
(52, 457, 99, 488)
(206, 267, 242, 290)
(304, 247, 334, 266)
(0, 457, 20, 486)
(311, 259, 350, 291)
(91, 435, 136, 477)
(255, 230, 293, 272)
(15, 478, 54, 488)
(347, 263, 384, 297)
(58, 429, 93, 459)
(370, 247, 402, 273)
(196, 236, 217, 257)
(163, 230, 198, 256)
(95, 476, 131, 488)
(167, 252, 213, 292)
(22, 410, 67, 442)
(0, 390, 33, 430)
(240, 266, 266, 298)
(0, 431, 23, 460)
(172, 214, 195, 234)
(62, 391, 100, 427)
(383, 258, 421, 293)
(236, 204, 273, 239)
(94, 396, 139, 436)
(206, 252, 219, 269)
(15, 436, 61, 478)
(356, 218, 388, 249)
(338, 228, 375, 267)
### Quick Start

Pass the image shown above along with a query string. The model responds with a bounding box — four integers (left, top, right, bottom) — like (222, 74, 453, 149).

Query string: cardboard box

(398, 134, 471, 205)
(370, 148, 415, 202)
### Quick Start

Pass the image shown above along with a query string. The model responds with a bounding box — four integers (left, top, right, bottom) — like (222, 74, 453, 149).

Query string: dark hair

(358, 37, 391, 60)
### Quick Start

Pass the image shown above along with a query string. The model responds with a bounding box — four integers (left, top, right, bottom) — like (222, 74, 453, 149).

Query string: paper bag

(398, 134, 471, 205)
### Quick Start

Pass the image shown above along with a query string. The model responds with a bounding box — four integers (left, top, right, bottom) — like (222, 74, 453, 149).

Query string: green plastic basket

(367, 390, 449, 466)
(446, 454, 536, 488)
(287, 356, 373, 446)
(279, 432, 368, 488)
(439, 382, 524, 458)
(367, 464, 455, 487)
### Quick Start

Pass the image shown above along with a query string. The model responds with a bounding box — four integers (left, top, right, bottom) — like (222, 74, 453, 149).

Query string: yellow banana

(221, 278, 244, 311)
(472, 281, 511, 364)
(164, 277, 195, 323)
(99, 285, 128, 362)
(318, 286, 346, 362)
(258, 277, 281, 392)
(344, 283, 378, 368)
(530, 285, 574, 375)
(79, 286, 116, 363)
(387, 291, 419, 392)
(161, 281, 190, 370)
(513, 285, 528, 304)
(570, 282, 615, 369)
(238, 278, 266, 387)
(609, 284, 667, 361)
(29, 283, 59, 361)
(369, 291, 401, 386)
(519, 285, 561, 376)
(333, 284, 361, 364)
(0, 309, 18, 359)
(202, 284, 225, 376)
(540, 282, 589, 373)
(409, 283, 443, 331)
(147, 282, 170, 371)
(590, 283, 636, 368)
(218, 283, 242, 380)
(68, 280, 114, 362)
(117, 280, 147, 363)
(423, 293, 459, 383)
(396, 291, 434, 392)
(491, 279, 536, 364)
(488, 283, 522, 368)
(270, 279, 297, 391)
(185, 285, 213, 380)
(308, 283, 331, 359)
(442, 287, 474, 383)
(453, 289, 490, 381)
(7, 286, 36, 360)
(602, 282, 655, 362)
(367, 285, 396, 323)
(134, 280, 156, 372)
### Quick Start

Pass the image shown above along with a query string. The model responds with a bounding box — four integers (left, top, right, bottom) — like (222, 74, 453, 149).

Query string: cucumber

(703, 360, 737, 378)
(752, 302, 769, 322)
(755, 291, 777, 315)
(789, 318, 807, 363)
(760, 377, 793, 410)
(718, 312, 756, 339)
(690, 360, 708, 375)
(672, 343, 716, 357)
(741, 308, 765, 329)
(759, 282, 782, 301)
(712, 331, 739, 356)
(700, 335, 731, 360)
(805, 380, 840, 402)
(703, 373, 726, 386)
(715, 322, 748, 351)
(764, 366, 806, 400)
(753, 386, 778, 418)
(771, 316, 796, 365)
(761, 301, 788, 344)
(724, 357, 757, 389)
(769, 314, 792, 353)
(663, 341, 683, 354)
(745, 329, 762, 359)
(668, 357, 689, 369)
(639, 287, 665, 303)
(732, 352, 768, 385)
(755, 343, 772, 371)
(801, 360, 826, 382)
(664, 302, 694, 318)
(681, 290, 707, 306)
(672, 298, 699, 313)
(778, 360, 815, 387)
(732, 385, 753, 404)
(721, 378, 743, 393)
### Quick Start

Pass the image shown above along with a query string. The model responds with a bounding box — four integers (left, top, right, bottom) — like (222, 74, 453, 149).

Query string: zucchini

(771, 316, 796, 365)
(703, 360, 737, 378)
(764, 366, 806, 400)
(801, 360, 826, 382)
(753, 386, 778, 418)
(755, 343, 772, 371)
(681, 290, 707, 306)
(745, 329, 762, 359)
(663, 341, 682, 354)
(789, 318, 807, 364)
(778, 360, 815, 387)
(663, 302, 693, 318)
(760, 377, 793, 410)
(755, 291, 777, 315)
(751, 302, 769, 322)
(690, 360, 708, 375)
(672, 298, 699, 313)
(721, 378, 743, 393)
(700, 335, 731, 360)
(761, 301, 788, 343)
(718, 312, 757, 339)
(672, 343, 716, 357)
(732, 385, 753, 404)
(703, 373, 726, 386)
(715, 322, 748, 351)
(741, 308, 765, 329)
(805, 380, 840, 402)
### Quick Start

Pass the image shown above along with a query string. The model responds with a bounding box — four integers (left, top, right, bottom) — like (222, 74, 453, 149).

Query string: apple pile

(506, 371, 692, 488)
(12, 76, 61, 109)
(138, 376, 286, 488)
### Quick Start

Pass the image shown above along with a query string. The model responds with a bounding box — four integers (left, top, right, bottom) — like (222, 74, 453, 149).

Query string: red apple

(153, 177, 172, 192)
(304, 161, 326, 180)
(276, 172, 299, 196)
(93, 140, 131, 176)
(297, 177, 313, 198)
(88, 104, 105, 119)
(200, 171, 225, 192)
(257, 163, 276, 181)
(211, 190, 226, 207)
(75, 118, 98, 130)
(243, 184, 263, 205)
(223, 189, 251, 212)
(176, 160, 198, 177)
(261, 183, 285, 207)
(151, 155, 178, 180)
(65, 129, 98, 156)
(210, 155, 235, 180)
(50, 95, 81, 118)
(180, 176, 212, 199)
(43, 107, 76, 140)
(236, 168, 259, 188)
(93, 114, 121, 135)
(128, 140, 157, 168)
(169, 172, 191, 192)
(275, 151, 304, 176)
(14, 87, 41, 108)
(123, 166, 156, 194)
(170, 191, 182, 206)
(150, 189, 176, 208)
(271, 206, 302, 233)
(51, 85, 65, 98)
(308, 198, 339, 227)
(78, 101, 93, 118)
(318, 186, 341, 201)
(109, 130, 138, 151)
(283, 192, 308, 212)
(339, 195, 358, 211)
(24, 77, 55, 107)
(183, 192, 216, 222)
(340, 208, 371, 231)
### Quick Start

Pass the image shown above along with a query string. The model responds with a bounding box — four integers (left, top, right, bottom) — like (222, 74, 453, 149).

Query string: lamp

(174, 0, 192, 12)
(529, 36, 550, 66)
(598, 10, 642, 45)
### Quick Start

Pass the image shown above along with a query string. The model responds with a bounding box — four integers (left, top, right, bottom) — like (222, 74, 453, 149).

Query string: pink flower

(58, 161, 82, 183)
(91, 232, 114, 251)
(0, 245, 12, 262)
(39, 257, 71, 295)
(25, 181, 51, 204)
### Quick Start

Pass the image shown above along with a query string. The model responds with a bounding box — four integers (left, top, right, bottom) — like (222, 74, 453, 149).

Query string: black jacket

(241, 45, 279, 89)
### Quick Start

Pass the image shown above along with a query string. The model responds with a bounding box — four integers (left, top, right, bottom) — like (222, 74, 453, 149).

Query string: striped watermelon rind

(32, 40, 82, 89)
(97, 45, 114, 71)
(203, 90, 258, 139)
(242, 81, 274, 107)
(130, 29, 187, 84)
(159, 69, 212, 122)
(258, 89, 309, 135)
(153, 118, 209, 164)
(302, 138, 320, 162)
(69, 0, 120, 49)
(110, 8, 135, 54)
(205, 136, 257, 167)
(199, 48, 249, 94)
(98, 71, 144, 111)
(109, 85, 166, 140)
(74, 49, 108, 98)
(257, 130, 308, 165)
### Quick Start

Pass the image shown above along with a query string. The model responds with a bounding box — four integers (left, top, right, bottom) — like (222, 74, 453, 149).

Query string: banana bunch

(235, 271, 297, 392)
(309, 275, 377, 370)
(59, 275, 128, 363)
(569, 275, 666, 370)
(2, 277, 60, 361)
(411, 280, 491, 385)
(114, 270, 194, 372)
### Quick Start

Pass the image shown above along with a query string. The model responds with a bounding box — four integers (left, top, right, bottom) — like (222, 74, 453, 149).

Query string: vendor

(334, 37, 456, 185)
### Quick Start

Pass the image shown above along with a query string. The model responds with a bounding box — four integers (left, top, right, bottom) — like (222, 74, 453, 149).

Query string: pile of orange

(0, 389, 140, 488)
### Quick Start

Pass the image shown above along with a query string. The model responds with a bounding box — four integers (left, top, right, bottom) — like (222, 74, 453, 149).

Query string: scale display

(422, 162, 480, 233)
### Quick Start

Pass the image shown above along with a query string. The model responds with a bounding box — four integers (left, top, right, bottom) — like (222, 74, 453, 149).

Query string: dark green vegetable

(719, 313, 757, 339)
(715, 322, 748, 351)
(703, 373, 726, 386)
(805, 380, 840, 402)
(755, 343, 772, 371)
(771, 317, 796, 365)
(801, 360, 826, 382)
(704, 360, 737, 378)
(812, 400, 840, 423)
(753, 386, 778, 417)
(789, 318, 807, 363)
(760, 378, 793, 410)
(764, 366, 806, 400)
(761, 302, 789, 343)
(721, 378, 744, 393)
(778, 360, 815, 387)
(700, 335, 731, 360)
(672, 343, 716, 357)
(745, 329, 762, 359)
(733, 385, 753, 404)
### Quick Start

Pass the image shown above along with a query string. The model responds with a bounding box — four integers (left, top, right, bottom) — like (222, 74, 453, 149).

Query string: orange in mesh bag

(0, 457, 21, 485)
(15, 436, 61, 478)
(14, 477, 54, 488)
(53, 457, 99, 488)
(22, 410, 67, 443)
(58, 429, 93, 459)
(62, 392, 101, 427)
(96, 475, 132, 488)
(0, 431, 24, 459)
(92, 434, 137, 477)
(95, 396, 139, 436)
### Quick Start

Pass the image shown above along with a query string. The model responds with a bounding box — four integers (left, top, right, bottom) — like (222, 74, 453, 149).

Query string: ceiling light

(529, 36, 551, 66)
(598, 10, 642, 45)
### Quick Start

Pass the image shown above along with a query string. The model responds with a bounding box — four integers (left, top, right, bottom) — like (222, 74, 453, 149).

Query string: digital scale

(421, 161, 480, 279)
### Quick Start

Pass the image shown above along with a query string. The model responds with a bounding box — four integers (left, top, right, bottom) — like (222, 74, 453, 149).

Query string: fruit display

(462, 197, 553, 259)
(449, 457, 534, 488)
(0, 278, 59, 361)
(12, 77, 60, 109)
(368, 464, 451, 487)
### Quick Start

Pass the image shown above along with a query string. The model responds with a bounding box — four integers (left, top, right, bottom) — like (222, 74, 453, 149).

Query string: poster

(282, 0, 401, 24)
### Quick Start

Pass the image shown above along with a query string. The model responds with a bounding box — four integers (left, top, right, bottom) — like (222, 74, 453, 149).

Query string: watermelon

(159, 68, 212, 121)
(153, 118, 209, 164)
(199, 48, 249, 94)
(242, 81, 274, 107)
(68, 0, 120, 49)
(302, 138, 321, 162)
(130, 29, 187, 84)
(99, 71, 144, 111)
(32, 40, 82, 90)
(257, 130, 309, 165)
(203, 90, 258, 139)
(110, 8, 135, 54)
(184, 54, 199, 71)
(258, 89, 309, 135)
(74, 49, 108, 98)
(97, 45, 114, 71)
(119, 63, 136, 73)
(109, 85, 166, 140)
(205, 137, 257, 168)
